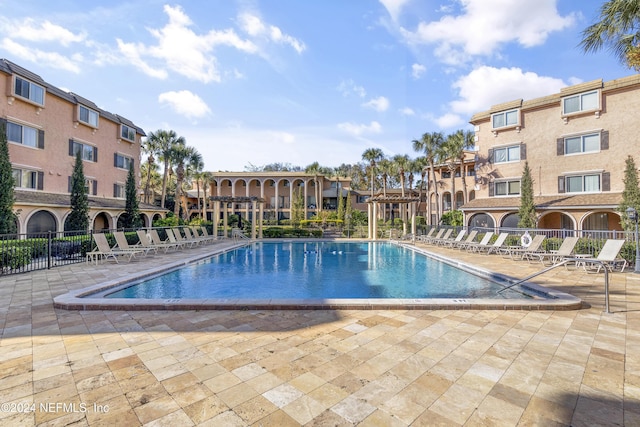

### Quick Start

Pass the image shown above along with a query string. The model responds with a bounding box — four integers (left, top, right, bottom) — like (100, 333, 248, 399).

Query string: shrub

(0, 246, 33, 272)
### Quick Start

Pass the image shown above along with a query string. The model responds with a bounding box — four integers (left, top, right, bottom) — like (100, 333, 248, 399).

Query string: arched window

(469, 213, 495, 229)
(27, 210, 57, 233)
(501, 213, 520, 228)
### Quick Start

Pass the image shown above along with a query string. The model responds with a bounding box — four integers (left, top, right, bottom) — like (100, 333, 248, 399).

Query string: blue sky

(0, 0, 633, 171)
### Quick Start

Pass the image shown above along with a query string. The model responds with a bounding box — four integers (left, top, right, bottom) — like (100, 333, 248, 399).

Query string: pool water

(105, 242, 526, 300)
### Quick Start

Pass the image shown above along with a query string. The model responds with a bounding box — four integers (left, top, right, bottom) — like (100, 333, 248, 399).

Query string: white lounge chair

(479, 232, 510, 254)
(462, 231, 494, 251)
(580, 239, 627, 273)
(113, 231, 155, 256)
(452, 230, 478, 249)
(525, 236, 579, 265)
(86, 233, 144, 264)
(501, 234, 546, 260)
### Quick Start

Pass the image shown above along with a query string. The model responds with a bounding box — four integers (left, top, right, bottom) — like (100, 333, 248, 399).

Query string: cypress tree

(0, 123, 17, 234)
(68, 151, 90, 231)
(619, 155, 640, 231)
(123, 163, 142, 229)
(517, 161, 536, 228)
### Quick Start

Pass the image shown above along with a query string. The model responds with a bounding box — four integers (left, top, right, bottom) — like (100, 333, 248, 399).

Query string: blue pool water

(105, 242, 525, 300)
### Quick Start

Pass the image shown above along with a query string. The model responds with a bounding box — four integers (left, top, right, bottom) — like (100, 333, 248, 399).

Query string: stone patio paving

(1, 239, 640, 426)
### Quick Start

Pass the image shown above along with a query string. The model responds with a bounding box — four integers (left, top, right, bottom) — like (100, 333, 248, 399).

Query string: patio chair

(423, 229, 445, 244)
(451, 230, 478, 249)
(461, 232, 494, 251)
(184, 226, 212, 245)
(431, 228, 454, 245)
(477, 232, 510, 254)
(501, 234, 546, 260)
(524, 236, 578, 265)
(417, 228, 436, 242)
(200, 226, 218, 241)
(189, 226, 215, 244)
(86, 233, 144, 264)
(440, 229, 466, 247)
(579, 239, 627, 273)
(168, 228, 197, 248)
(148, 229, 182, 252)
(113, 231, 155, 256)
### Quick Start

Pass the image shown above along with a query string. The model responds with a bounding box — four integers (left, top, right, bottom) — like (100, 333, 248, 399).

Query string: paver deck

(1, 239, 639, 426)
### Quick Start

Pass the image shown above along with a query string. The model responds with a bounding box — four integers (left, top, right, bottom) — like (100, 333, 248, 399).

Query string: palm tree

(147, 129, 186, 209)
(141, 136, 159, 204)
(200, 171, 213, 221)
(170, 144, 202, 219)
(305, 161, 322, 211)
(392, 154, 410, 197)
(362, 148, 384, 198)
(442, 131, 475, 210)
(580, 0, 640, 70)
(413, 132, 445, 224)
(413, 156, 428, 215)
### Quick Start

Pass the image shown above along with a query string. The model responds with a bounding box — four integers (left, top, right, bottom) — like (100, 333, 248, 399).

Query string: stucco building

(1, 59, 164, 234)
(462, 74, 640, 233)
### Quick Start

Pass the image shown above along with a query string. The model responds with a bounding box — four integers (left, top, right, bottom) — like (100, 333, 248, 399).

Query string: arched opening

(27, 210, 57, 233)
(455, 191, 464, 210)
(500, 212, 520, 228)
(582, 211, 622, 231)
(92, 212, 111, 231)
(538, 212, 575, 231)
(468, 213, 495, 229)
(152, 213, 163, 226)
(468, 190, 476, 201)
(442, 192, 452, 212)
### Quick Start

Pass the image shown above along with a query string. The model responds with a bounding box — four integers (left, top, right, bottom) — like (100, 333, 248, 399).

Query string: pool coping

(53, 239, 584, 311)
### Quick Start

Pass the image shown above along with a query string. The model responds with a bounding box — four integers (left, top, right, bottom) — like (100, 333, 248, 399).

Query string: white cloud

(0, 17, 85, 46)
(412, 63, 426, 79)
(0, 38, 81, 73)
(118, 5, 257, 83)
(399, 107, 415, 116)
(238, 12, 306, 53)
(448, 66, 567, 116)
(379, 0, 411, 22)
(401, 0, 576, 65)
(338, 121, 382, 136)
(337, 79, 367, 98)
(434, 113, 464, 129)
(362, 96, 389, 112)
(158, 90, 211, 120)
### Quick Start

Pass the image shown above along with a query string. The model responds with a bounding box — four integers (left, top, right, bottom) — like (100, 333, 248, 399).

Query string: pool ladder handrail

(498, 257, 611, 313)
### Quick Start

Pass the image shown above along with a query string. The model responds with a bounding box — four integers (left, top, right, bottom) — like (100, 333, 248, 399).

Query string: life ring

(520, 232, 532, 247)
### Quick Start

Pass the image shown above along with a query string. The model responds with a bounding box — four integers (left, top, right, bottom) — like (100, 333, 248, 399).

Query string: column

(251, 200, 257, 239)
(213, 201, 220, 239)
(222, 203, 228, 238)
(259, 202, 264, 239)
(372, 202, 378, 240)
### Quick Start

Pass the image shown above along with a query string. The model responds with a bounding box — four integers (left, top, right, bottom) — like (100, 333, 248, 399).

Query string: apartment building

(1, 59, 164, 234)
(184, 171, 367, 222)
(463, 74, 640, 232)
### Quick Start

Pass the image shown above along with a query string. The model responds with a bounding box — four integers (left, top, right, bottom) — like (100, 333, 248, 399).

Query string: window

(493, 179, 521, 196)
(7, 122, 43, 148)
(357, 195, 368, 203)
(566, 174, 600, 193)
(79, 105, 99, 127)
(492, 145, 521, 163)
(120, 124, 136, 141)
(491, 109, 519, 129)
(12, 168, 43, 190)
(85, 178, 97, 195)
(442, 171, 451, 179)
(114, 153, 134, 170)
(564, 133, 600, 155)
(562, 90, 599, 115)
(69, 140, 98, 162)
(113, 183, 125, 198)
(14, 76, 44, 105)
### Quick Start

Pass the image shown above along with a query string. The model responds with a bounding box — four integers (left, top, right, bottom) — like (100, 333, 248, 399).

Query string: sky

(0, 0, 634, 172)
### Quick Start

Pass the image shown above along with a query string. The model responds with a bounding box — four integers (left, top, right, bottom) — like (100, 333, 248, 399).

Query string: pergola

(209, 196, 265, 239)
(366, 194, 420, 240)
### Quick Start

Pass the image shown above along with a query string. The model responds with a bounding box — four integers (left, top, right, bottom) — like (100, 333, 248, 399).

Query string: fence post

(47, 231, 52, 270)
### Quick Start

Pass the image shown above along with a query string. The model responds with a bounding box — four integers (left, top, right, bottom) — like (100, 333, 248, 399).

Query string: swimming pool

(106, 241, 521, 299)
(53, 240, 583, 310)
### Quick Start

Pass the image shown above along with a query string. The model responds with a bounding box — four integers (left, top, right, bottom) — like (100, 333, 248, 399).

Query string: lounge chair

(441, 229, 466, 247)
(185, 226, 215, 244)
(200, 226, 218, 241)
(478, 232, 509, 254)
(417, 228, 436, 242)
(144, 229, 182, 252)
(86, 233, 144, 264)
(431, 228, 454, 245)
(423, 229, 445, 244)
(501, 234, 546, 260)
(113, 231, 155, 256)
(169, 228, 198, 248)
(579, 239, 627, 273)
(462, 231, 494, 251)
(524, 236, 579, 265)
(452, 230, 478, 249)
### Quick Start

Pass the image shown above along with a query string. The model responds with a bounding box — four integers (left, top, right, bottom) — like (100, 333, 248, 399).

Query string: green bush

(0, 246, 33, 271)
(262, 227, 322, 238)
